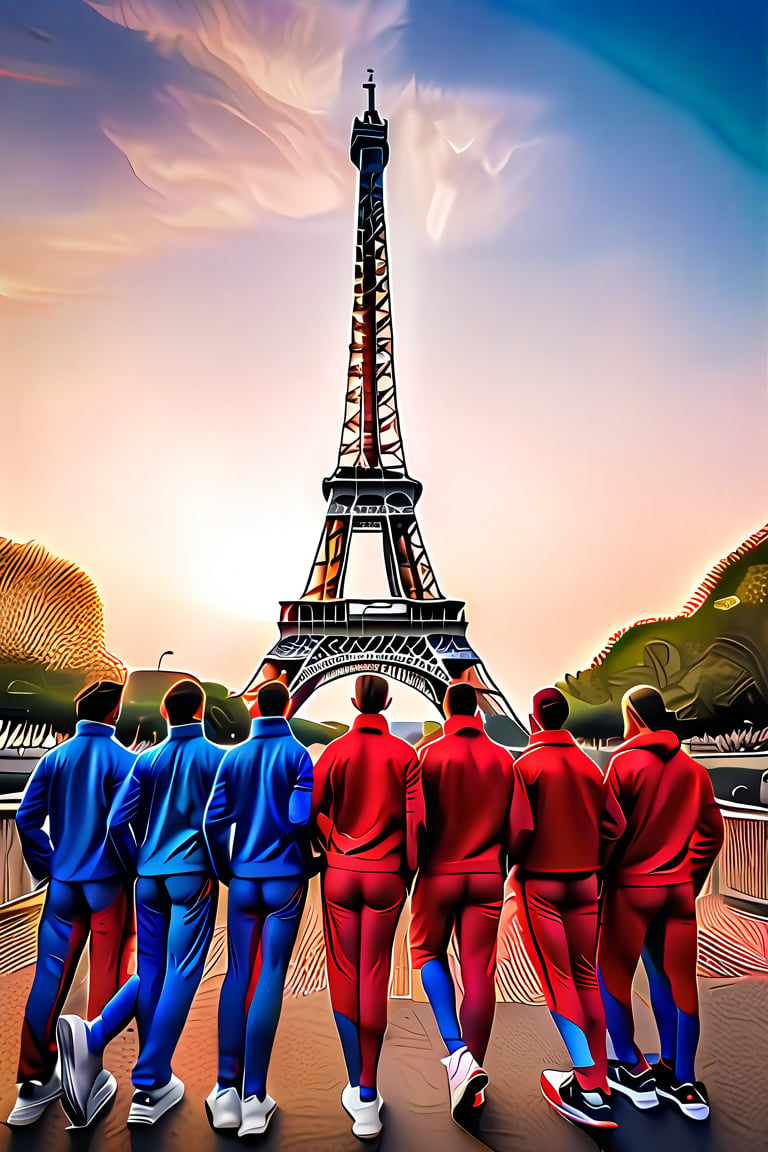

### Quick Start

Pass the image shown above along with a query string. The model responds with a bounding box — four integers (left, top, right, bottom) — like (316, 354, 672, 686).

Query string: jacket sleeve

(289, 749, 314, 827)
(310, 745, 334, 849)
(203, 760, 234, 881)
(689, 781, 725, 895)
(15, 754, 54, 881)
(107, 759, 146, 872)
(506, 759, 534, 868)
(405, 750, 425, 874)
(599, 768, 628, 867)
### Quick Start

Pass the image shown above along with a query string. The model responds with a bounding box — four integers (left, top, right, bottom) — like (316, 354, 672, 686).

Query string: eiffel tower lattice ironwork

(244, 74, 524, 729)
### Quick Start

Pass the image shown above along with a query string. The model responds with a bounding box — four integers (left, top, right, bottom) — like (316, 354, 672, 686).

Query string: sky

(2, 0, 766, 723)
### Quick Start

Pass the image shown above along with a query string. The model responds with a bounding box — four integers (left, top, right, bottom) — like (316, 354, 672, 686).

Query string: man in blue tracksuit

(57, 678, 224, 1128)
(203, 680, 313, 1137)
(9, 681, 134, 1127)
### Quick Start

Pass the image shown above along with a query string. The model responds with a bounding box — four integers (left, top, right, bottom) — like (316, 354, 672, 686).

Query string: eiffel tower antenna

(243, 77, 526, 736)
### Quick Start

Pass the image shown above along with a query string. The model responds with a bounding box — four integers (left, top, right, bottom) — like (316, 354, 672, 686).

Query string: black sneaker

(606, 1060, 658, 1109)
(541, 1070, 617, 1129)
(656, 1075, 709, 1120)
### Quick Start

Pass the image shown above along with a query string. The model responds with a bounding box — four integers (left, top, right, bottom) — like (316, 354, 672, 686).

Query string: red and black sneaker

(606, 1060, 658, 1109)
(656, 1072, 710, 1121)
(541, 1070, 617, 1129)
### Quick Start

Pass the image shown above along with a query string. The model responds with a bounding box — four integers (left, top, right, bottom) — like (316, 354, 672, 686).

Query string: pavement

(0, 961, 766, 1152)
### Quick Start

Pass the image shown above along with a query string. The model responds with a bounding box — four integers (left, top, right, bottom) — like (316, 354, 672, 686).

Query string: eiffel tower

(244, 74, 524, 733)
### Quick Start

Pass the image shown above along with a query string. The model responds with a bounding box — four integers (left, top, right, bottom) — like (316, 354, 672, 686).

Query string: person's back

(513, 728, 609, 875)
(598, 686, 724, 1123)
(419, 712, 517, 873)
(9, 681, 135, 1128)
(312, 675, 421, 1140)
(204, 681, 313, 1137)
(604, 731, 722, 888)
(207, 714, 312, 880)
(313, 709, 420, 874)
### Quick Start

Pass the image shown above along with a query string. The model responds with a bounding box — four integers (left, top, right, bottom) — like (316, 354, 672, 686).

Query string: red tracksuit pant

(514, 871, 607, 1091)
(409, 871, 503, 1062)
(598, 881, 698, 1063)
(321, 868, 406, 1092)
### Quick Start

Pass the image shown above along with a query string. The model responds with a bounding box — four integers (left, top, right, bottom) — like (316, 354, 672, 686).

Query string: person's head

(352, 674, 390, 715)
(75, 680, 124, 725)
(530, 686, 569, 732)
(162, 679, 205, 726)
(256, 680, 290, 717)
(621, 685, 669, 738)
(443, 682, 478, 720)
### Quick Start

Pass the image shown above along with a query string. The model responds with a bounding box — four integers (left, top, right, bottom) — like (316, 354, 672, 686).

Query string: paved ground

(0, 962, 766, 1152)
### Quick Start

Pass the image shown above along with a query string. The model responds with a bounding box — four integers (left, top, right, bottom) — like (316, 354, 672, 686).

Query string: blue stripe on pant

(217, 876, 306, 1100)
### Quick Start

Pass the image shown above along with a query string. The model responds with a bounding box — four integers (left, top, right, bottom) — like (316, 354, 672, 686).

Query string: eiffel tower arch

(243, 74, 525, 736)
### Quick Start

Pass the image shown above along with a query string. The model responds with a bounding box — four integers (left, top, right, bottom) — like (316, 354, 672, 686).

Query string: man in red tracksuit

(312, 675, 423, 1140)
(409, 682, 532, 1123)
(598, 686, 724, 1121)
(511, 687, 625, 1131)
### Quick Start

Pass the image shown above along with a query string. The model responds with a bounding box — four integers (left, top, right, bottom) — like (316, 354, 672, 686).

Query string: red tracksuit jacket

(603, 729, 724, 889)
(418, 714, 532, 874)
(311, 713, 423, 874)
(511, 729, 624, 874)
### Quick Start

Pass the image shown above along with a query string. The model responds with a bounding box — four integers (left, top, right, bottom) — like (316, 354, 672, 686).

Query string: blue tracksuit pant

(217, 876, 306, 1100)
(20, 878, 123, 1082)
(93, 872, 217, 1090)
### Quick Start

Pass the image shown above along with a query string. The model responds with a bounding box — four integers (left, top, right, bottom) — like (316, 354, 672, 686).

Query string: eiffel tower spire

(244, 77, 526, 737)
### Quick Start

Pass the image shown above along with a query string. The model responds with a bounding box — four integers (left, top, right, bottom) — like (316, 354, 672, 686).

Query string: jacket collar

(251, 717, 292, 739)
(525, 729, 578, 748)
(352, 713, 390, 736)
(167, 722, 204, 742)
(444, 714, 484, 737)
(75, 720, 115, 738)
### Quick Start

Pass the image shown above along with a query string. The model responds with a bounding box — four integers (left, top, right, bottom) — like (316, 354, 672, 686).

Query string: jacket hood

(618, 729, 680, 762)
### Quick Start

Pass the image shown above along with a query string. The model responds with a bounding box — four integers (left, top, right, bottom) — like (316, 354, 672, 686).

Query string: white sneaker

(127, 1075, 184, 1126)
(341, 1082, 383, 1120)
(351, 1098, 383, 1139)
(239, 1093, 277, 1137)
(7, 1066, 62, 1127)
(441, 1046, 488, 1121)
(205, 1085, 241, 1130)
(57, 1015, 115, 1129)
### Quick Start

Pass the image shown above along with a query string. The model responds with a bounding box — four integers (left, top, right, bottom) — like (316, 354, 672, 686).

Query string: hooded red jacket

(510, 729, 624, 874)
(603, 730, 724, 889)
(418, 714, 532, 874)
(311, 713, 423, 874)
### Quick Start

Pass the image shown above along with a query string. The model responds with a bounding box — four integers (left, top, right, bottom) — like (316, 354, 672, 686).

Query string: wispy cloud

(2, 0, 549, 302)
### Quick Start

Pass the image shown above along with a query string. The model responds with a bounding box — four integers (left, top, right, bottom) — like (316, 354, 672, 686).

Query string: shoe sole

(239, 1099, 277, 1137)
(540, 1076, 617, 1130)
(607, 1077, 658, 1109)
(451, 1070, 489, 1124)
(127, 1080, 184, 1127)
(7, 1096, 61, 1128)
(656, 1087, 709, 1120)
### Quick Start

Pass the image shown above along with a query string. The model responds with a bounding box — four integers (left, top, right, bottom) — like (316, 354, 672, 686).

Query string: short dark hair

(354, 674, 389, 714)
(163, 679, 204, 726)
(257, 680, 290, 717)
(626, 686, 669, 731)
(75, 680, 124, 722)
(532, 687, 569, 731)
(444, 683, 477, 717)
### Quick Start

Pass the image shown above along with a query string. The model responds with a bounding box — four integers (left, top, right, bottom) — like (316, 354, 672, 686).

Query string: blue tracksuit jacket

(204, 717, 313, 879)
(109, 722, 224, 876)
(15, 720, 135, 883)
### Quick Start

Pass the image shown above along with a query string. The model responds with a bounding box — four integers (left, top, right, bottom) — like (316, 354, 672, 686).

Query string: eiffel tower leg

(302, 516, 351, 600)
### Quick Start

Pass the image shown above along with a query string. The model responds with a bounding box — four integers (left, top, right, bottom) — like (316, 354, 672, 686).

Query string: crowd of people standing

(7, 671, 723, 1139)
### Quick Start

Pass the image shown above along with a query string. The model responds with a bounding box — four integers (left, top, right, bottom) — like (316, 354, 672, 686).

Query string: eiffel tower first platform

(243, 74, 525, 735)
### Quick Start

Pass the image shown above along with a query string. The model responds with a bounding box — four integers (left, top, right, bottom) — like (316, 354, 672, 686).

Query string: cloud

(2, 0, 550, 302)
